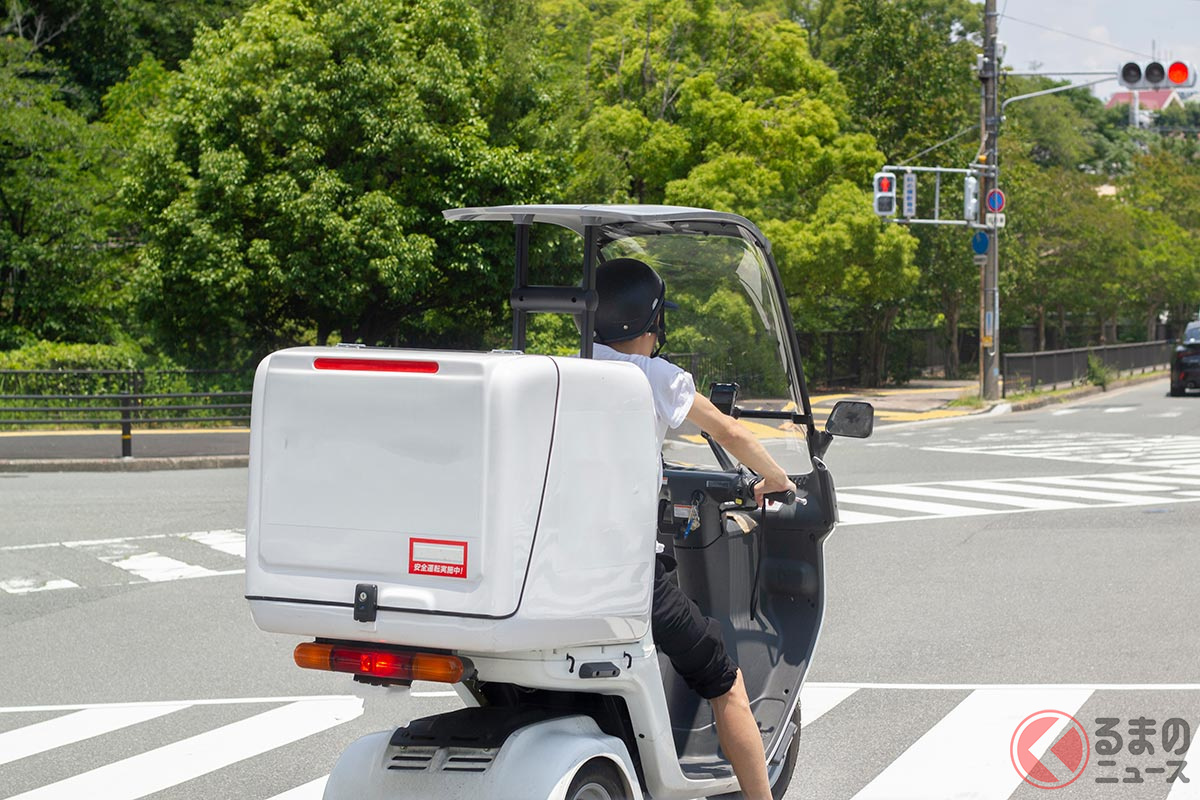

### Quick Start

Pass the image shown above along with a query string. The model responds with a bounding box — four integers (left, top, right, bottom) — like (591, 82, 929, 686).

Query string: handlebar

(762, 489, 796, 505)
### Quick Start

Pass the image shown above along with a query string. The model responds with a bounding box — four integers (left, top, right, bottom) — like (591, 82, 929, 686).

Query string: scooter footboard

(322, 712, 643, 800)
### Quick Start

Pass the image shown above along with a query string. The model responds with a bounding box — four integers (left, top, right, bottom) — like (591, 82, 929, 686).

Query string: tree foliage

(0, 38, 116, 347)
(123, 0, 553, 366)
(1, 0, 1199, 390)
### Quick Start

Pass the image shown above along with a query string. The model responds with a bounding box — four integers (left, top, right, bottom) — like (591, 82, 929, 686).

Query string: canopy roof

(443, 204, 769, 250)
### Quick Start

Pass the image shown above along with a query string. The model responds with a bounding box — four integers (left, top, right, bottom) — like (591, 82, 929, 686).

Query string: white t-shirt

(593, 343, 696, 452)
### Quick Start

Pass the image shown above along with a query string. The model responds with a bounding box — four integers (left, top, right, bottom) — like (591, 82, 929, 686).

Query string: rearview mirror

(709, 382, 739, 416)
(825, 400, 873, 439)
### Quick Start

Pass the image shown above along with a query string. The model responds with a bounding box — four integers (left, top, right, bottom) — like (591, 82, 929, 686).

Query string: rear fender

(323, 714, 643, 800)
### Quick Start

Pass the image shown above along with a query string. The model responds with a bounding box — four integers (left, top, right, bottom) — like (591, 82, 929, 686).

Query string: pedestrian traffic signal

(1118, 60, 1196, 89)
(963, 175, 979, 221)
(873, 172, 896, 217)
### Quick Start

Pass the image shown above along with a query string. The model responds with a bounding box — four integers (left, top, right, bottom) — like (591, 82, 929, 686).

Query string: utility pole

(979, 0, 1000, 401)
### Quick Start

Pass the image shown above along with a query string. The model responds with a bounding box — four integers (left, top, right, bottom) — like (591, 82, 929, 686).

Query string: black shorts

(652, 555, 739, 700)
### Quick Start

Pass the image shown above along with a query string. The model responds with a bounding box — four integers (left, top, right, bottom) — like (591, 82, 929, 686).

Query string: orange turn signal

(293, 642, 464, 683)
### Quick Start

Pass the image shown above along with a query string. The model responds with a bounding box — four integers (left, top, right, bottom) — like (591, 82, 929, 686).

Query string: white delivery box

(245, 346, 660, 653)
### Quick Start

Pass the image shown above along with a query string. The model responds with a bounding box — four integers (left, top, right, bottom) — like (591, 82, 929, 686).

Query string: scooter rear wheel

(565, 758, 630, 800)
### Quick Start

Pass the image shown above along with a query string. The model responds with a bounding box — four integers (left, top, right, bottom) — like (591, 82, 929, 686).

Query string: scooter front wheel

(565, 758, 632, 800)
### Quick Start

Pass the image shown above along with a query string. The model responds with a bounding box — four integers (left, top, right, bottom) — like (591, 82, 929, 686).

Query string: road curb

(1004, 370, 1166, 413)
(0, 455, 249, 473)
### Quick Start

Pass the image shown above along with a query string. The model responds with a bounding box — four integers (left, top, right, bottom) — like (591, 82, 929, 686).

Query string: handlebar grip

(763, 489, 796, 505)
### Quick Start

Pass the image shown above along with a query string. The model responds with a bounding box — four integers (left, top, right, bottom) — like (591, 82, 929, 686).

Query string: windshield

(600, 227, 812, 475)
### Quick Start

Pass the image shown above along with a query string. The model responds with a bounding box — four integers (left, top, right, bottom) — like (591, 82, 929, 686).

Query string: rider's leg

(710, 669, 772, 800)
(651, 558, 772, 799)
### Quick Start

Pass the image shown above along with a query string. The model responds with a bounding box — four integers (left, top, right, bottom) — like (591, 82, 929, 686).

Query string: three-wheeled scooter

(244, 205, 874, 799)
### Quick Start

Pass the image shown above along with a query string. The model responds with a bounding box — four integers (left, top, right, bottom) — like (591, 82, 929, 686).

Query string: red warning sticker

(409, 538, 468, 579)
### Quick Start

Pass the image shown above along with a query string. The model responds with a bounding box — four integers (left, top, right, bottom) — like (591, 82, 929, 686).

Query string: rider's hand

(754, 474, 797, 506)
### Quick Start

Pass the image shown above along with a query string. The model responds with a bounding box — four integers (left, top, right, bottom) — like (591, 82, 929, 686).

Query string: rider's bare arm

(686, 394, 797, 503)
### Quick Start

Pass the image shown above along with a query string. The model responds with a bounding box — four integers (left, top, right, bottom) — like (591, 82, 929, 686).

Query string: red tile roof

(1105, 89, 1182, 111)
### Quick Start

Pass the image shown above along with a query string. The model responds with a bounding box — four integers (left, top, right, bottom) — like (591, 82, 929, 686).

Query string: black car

(1171, 338, 1200, 396)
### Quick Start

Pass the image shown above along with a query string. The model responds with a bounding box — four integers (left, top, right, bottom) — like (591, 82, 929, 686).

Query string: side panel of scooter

(322, 716, 644, 800)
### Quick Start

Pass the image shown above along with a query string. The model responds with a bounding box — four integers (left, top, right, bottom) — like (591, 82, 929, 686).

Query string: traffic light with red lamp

(1118, 60, 1196, 90)
(872, 172, 896, 217)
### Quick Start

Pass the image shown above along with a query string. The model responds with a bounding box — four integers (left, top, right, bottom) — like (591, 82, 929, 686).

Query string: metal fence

(1000, 341, 1172, 397)
(0, 369, 253, 457)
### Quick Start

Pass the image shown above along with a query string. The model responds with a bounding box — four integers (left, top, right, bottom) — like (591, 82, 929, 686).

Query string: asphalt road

(1, 377, 1198, 799)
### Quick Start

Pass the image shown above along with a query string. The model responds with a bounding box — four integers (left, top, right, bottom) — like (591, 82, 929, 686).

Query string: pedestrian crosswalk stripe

(848, 687, 1094, 800)
(1029, 476, 1178, 492)
(265, 775, 329, 799)
(967, 479, 1165, 504)
(864, 484, 1086, 510)
(838, 509, 904, 525)
(183, 529, 246, 558)
(7, 687, 1200, 799)
(798, 686, 858, 727)
(924, 432, 1200, 469)
(0, 577, 78, 594)
(0, 530, 246, 593)
(98, 552, 221, 583)
(0, 704, 189, 767)
(836, 492, 995, 518)
(836, 469, 1200, 526)
(5, 696, 363, 800)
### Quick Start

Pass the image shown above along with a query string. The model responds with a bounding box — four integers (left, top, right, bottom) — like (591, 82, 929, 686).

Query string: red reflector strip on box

(313, 357, 439, 374)
(409, 538, 468, 579)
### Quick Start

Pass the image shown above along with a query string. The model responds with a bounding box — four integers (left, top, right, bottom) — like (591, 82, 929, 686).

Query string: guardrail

(0, 369, 252, 457)
(1000, 341, 1172, 398)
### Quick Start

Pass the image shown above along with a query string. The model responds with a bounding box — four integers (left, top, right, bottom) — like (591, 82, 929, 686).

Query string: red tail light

(294, 642, 464, 683)
(313, 357, 439, 374)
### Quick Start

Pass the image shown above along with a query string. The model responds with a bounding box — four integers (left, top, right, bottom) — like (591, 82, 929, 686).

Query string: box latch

(353, 583, 378, 623)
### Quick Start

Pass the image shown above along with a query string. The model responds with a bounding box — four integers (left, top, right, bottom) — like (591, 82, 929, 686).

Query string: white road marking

(266, 776, 329, 799)
(798, 685, 858, 727)
(1104, 406, 1136, 413)
(0, 704, 189, 766)
(101, 552, 220, 583)
(1051, 409, 1081, 416)
(960, 480, 1167, 504)
(924, 432, 1200, 469)
(838, 509, 905, 525)
(0, 695, 355, 714)
(849, 687, 1093, 800)
(0, 530, 247, 592)
(861, 484, 1086, 510)
(1029, 476, 1178, 492)
(5, 697, 364, 800)
(836, 492, 993, 518)
(184, 529, 246, 558)
(0, 577, 78, 594)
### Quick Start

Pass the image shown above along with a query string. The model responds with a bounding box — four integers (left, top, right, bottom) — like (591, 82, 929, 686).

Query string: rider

(592, 257, 798, 800)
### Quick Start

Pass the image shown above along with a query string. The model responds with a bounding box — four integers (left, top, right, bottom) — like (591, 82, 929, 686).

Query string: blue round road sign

(986, 189, 1006, 213)
(972, 231, 990, 255)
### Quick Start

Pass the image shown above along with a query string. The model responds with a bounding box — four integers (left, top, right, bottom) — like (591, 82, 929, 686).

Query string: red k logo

(1011, 710, 1091, 789)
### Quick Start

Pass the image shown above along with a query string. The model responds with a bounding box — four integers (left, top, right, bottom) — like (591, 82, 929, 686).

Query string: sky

(989, 0, 1200, 99)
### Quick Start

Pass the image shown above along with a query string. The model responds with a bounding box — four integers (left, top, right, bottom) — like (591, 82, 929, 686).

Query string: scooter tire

(565, 758, 631, 800)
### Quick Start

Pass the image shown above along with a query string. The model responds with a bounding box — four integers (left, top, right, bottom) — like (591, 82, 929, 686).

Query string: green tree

(123, 0, 553, 367)
(6, 0, 252, 112)
(545, 0, 917, 385)
(819, 0, 980, 377)
(0, 38, 116, 347)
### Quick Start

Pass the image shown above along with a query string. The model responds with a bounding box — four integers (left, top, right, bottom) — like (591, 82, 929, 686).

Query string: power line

(999, 14, 1155, 59)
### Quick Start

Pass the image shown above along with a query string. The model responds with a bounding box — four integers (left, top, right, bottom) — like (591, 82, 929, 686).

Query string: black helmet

(594, 258, 673, 345)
